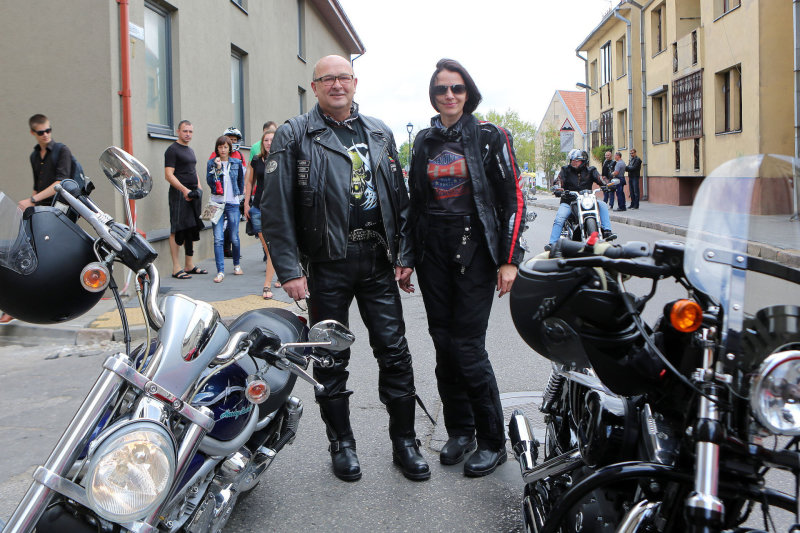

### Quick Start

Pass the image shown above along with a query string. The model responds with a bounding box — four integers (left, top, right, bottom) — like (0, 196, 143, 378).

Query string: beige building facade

(0, 0, 363, 272)
(534, 90, 587, 182)
(577, 0, 793, 205)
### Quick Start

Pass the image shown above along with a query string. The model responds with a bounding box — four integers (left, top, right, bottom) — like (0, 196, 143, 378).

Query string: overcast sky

(335, 0, 614, 145)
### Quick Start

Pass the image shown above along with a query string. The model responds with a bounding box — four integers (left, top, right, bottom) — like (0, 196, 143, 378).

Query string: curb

(531, 201, 800, 269)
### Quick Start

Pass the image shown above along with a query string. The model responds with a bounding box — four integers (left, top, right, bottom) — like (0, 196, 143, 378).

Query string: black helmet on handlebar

(0, 201, 104, 324)
(510, 255, 664, 396)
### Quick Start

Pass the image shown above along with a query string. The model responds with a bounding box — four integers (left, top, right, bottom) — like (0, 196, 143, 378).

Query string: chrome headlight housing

(85, 421, 176, 522)
(580, 196, 595, 210)
(750, 350, 800, 435)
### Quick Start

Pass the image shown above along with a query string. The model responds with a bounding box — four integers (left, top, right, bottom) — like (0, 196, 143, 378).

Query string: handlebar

(54, 182, 123, 252)
(547, 239, 681, 279)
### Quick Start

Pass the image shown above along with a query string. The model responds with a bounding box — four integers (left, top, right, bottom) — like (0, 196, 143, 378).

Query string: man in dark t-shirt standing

(164, 120, 205, 279)
(18, 114, 73, 210)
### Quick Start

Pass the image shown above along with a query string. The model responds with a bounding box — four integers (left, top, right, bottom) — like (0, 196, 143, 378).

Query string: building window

(672, 70, 703, 140)
(691, 31, 698, 65)
(231, 51, 245, 140)
(615, 37, 626, 78)
(715, 66, 742, 134)
(693, 138, 701, 170)
(600, 110, 613, 147)
(144, 2, 172, 135)
(591, 131, 599, 149)
(652, 5, 665, 55)
(298, 86, 306, 115)
(297, 0, 306, 60)
(590, 60, 598, 90)
(675, 141, 681, 170)
(652, 94, 667, 143)
(600, 42, 612, 86)
(617, 109, 627, 149)
(672, 43, 678, 73)
(715, 0, 741, 18)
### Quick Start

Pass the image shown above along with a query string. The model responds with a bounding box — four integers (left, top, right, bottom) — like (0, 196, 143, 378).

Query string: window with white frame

(651, 4, 665, 55)
(652, 93, 667, 143)
(615, 36, 626, 78)
(617, 109, 627, 149)
(600, 42, 612, 86)
(297, 0, 306, 60)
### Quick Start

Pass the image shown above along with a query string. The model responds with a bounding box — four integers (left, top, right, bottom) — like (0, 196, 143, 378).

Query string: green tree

(537, 126, 564, 189)
(398, 141, 412, 170)
(475, 109, 536, 172)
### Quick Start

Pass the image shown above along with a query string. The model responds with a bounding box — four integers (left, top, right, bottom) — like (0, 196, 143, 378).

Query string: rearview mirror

(99, 146, 153, 200)
(308, 320, 355, 352)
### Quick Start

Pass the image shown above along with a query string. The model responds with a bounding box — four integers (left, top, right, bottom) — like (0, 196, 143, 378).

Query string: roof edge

(575, 1, 632, 52)
(310, 0, 366, 55)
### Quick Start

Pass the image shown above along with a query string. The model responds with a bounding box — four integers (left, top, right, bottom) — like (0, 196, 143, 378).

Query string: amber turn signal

(80, 263, 110, 293)
(669, 299, 703, 332)
(246, 378, 270, 404)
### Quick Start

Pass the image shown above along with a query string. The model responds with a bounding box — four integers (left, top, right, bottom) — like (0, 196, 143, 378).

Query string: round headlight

(85, 421, 176, 523)
(581, 196, 595, 210)
(750, 350, 800, 435)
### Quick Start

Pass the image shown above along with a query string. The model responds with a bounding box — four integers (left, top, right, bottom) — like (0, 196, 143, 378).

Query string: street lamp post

(406, 122, 414, 169)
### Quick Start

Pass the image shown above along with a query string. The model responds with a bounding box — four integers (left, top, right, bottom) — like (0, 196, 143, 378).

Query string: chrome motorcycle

(509, 155, 800, 532)
(553, 180, 617, 246)
(0, 147, 353, 533)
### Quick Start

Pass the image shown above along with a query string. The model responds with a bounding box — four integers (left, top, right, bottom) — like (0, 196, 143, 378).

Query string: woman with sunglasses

(406, 58, 526, 477)
(206, 136, 245, 283)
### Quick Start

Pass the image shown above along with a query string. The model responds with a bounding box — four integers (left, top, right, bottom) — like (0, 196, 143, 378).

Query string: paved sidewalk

(531, 194, 800, 267)
(0, 237, 298, 346)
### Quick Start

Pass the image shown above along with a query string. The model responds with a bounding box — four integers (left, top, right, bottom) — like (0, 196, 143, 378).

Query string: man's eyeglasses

(33, 127, 52, 136)
(313, 74, 355, 86)
(432, 84, 467, 96)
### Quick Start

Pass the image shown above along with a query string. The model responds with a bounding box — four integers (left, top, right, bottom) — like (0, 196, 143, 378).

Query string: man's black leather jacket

(408, 114, 526, 267)
(554, 163, 604, 204)
(261, 104, 412, 283)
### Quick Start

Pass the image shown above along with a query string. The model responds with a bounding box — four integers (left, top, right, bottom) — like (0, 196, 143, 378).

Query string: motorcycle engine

(577, 390, 638, 467)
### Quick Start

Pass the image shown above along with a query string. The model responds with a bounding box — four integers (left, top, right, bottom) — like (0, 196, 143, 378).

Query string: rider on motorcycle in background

(547, 149, 615, 250)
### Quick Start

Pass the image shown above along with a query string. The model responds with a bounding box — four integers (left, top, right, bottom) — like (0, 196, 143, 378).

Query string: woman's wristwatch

(30, 195, 36, 204)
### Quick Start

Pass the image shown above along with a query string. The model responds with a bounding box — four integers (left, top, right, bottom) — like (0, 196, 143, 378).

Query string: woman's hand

(214, 156, 222, 169)
(243, 199, 250, 220)
(395, 266, 414, 293)
(496, 264, 518, 298)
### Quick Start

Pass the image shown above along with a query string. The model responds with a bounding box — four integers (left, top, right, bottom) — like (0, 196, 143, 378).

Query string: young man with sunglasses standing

(263, 55, 428, 483)
(19, 114, 72, 210)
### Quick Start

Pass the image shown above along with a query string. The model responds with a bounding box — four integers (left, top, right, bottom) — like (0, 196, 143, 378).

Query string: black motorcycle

(553, 179, 618, 246)
(509, 154, 800, 532)
(0, 148, 354, 533)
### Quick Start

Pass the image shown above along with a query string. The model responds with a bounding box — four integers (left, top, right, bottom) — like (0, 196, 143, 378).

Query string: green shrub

(591, 145, 614, 164)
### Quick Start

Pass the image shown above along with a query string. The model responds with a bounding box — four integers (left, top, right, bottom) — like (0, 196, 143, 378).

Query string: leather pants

(308, 240, 416, 404)
(416, 215, 505, 451)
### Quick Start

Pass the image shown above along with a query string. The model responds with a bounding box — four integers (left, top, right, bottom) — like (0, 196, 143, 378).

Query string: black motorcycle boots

(318, 396, 361, 481)
(463, 446, 508, 477)
(387, 396, 431, 481)
(439, 435, 478, 465)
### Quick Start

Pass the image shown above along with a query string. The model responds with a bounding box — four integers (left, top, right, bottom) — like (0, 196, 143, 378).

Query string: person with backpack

(18, 114, 78, 210)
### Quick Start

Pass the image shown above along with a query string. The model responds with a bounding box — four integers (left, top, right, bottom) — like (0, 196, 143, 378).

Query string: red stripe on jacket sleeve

(498, 127, 524, 264)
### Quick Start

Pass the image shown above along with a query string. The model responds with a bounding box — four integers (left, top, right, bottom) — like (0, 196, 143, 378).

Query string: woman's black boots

(318, 396, 361, 481)
(387, 396, 431, 481)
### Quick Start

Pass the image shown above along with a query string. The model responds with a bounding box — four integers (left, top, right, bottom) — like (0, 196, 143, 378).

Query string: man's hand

(496, 264, 518, 298)
(395, 266, 414, 293)
(182, 188, 192, 201)
(243, 200, 251, 220)
(282, 276, 309, 301)
(17, 198, 34, 210)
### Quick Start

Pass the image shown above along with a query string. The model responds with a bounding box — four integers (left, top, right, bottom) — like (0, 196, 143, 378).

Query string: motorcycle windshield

(0, 192, 37, 275)
(684, 154, 800, 335)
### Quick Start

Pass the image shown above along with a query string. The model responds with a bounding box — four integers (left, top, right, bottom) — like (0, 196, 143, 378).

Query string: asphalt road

(0, 214, 794, 532)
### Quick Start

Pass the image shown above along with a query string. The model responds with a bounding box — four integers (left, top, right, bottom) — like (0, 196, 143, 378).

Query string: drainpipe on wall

(576, 51, 589, 152)
(117, 0, 136, 229)
(626, 0, 647, 200)
(793, 0, 800, 220)
(614, 8, 635, 160)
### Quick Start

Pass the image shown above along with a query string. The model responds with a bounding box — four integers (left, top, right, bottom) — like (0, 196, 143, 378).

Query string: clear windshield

(684, 154, 800, 319)
(0, 193, 37, 275)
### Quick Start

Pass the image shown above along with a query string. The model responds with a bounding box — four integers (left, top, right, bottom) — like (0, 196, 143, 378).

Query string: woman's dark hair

(214, 136, 233, 157)
(428, 58, 482, 115)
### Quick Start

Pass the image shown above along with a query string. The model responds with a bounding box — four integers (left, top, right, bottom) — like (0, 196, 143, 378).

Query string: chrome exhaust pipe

(522, 449, 583, 484)
(508, 409, 538, 477)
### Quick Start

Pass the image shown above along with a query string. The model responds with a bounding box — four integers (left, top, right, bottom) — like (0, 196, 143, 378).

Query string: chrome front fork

(685, 328, 725, 531)
(3, 353, 129, 533)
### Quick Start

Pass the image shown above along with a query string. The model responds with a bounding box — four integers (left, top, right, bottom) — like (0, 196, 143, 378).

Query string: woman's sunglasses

(432, 84, 467, 96)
